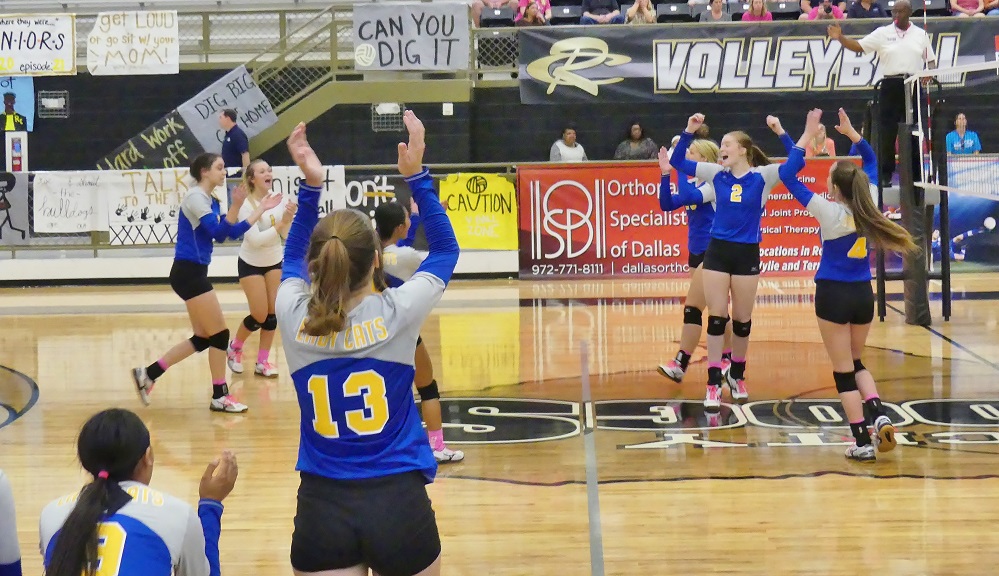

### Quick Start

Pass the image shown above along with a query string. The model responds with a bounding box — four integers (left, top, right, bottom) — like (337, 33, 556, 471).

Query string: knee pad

(683, 306, 703, 326)
(209, 329, 230, 351)
(833, 371, 859, 393)
(732, 319, 752, 338)
(189, 335, 210, 352)
(417, 379, 441, 402)
(261, 314, 277, 331)
(243, 315, 261, 332)
(706, 315, 729, 336)
(854, 359, 866, 373)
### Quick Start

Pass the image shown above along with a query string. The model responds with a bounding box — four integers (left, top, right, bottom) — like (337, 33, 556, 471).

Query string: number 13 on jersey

(308, 371, 390, 438)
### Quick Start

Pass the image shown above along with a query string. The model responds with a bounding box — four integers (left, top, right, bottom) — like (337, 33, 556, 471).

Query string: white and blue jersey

(669, 131, 781, 245)
(778, 144, 875, 283)
(0, 470, 19, 576)
(39, 482, 223, 576)
(175, 188, 251, 265)
(659, 172, 715, 256)
(276, 169, 459, 483)
(382, 245, 428, 288)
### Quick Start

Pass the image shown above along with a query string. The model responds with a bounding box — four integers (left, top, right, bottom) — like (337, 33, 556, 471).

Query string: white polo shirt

(858, 23, 936, 77)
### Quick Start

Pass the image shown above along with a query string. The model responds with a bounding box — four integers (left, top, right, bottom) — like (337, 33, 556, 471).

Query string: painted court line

(580, 340, 605, 576)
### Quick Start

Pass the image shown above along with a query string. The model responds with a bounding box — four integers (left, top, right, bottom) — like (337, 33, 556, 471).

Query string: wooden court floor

(3, 274, 999, 575)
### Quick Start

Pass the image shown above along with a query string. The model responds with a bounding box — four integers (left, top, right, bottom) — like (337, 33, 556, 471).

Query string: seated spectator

(802, 0, 845, 18)
(951, 0, 986, 16)
(517, 0, 551, 24)
(800, 0, 846, 15)
(472, 0, 520, 27)
(614, 121, 658, 160)
(987, 0, 999, 14)
(847, 0, 888, 18)
(946, 113, 982, 154)
(582, 0, 626, 23)
(742, 0, 774, 20)
(805, 123, 836, 157)
(702, 0, 733, 20)
(627, 0, 657, 23)
(550, 126, 588, 162)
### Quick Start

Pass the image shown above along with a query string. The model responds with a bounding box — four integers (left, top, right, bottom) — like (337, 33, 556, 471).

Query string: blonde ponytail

(832, 161, 917, 254)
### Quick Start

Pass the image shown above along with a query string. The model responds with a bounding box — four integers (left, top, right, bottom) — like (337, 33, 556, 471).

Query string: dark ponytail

(189, 153, 221, 184)
(47, 409, 151, 576)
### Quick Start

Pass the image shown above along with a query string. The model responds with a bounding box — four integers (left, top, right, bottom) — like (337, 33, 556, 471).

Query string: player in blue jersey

(0, 469, 20, 576)
(278, 111, 458, 576)
(39, 408, 238, 576)
(779, 108, 916, 462)
(131, 153, 282, 413)
(668, 114, 783, 409)
(374, 201, 464, 464)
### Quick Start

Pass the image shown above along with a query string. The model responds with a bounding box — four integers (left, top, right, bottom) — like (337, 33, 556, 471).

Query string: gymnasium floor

(3, 274, 999, 575)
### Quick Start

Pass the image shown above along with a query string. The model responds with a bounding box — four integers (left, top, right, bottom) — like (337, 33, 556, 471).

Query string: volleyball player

(279, 111, 455, 575)
(39, 408, 238, 576)
(226, 159, 298, 378)
(131, 153, 282, 413)
(779, 108, 912, 461)
(374, 201, 464, 463)
(668, 114, 783, 408)
(0, 469, 20, 576)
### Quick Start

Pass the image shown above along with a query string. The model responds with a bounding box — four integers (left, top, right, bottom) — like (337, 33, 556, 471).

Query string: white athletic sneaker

(725, 372, 749, 401)
(434, 445, 464, 463)
(704, 385, 722, 409)
(227, 344, 243, 374)
(210, 395, 248, 413)
(131, 367, 154, 406)
(873, 415, 897, 453)
(657, 360, 685, 383)
(255, 362, 278, 378)
(845, 443, 876, 462)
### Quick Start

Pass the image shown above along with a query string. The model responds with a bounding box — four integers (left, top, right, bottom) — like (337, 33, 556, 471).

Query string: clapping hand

(199, 450, 238, 502)
(658, 146, 672, 176)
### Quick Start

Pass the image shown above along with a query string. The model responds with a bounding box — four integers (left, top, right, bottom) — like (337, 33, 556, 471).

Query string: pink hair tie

(97, 470, 109, 479)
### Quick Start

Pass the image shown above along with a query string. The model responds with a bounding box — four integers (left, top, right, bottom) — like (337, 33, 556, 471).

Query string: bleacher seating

(549, 4, 584, 23)
(657, 2, 694, 22)
(480, 6, 517, 27)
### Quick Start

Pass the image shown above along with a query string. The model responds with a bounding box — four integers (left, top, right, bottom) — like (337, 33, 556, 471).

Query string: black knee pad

(706, 315, 729, 337)
(189, 335, 210, 352)
(833, 371, 859, 393)
(243, 315, 261, 332)
(417, 379, 440, 402)
(683, 306, 703, 326)
(732, 319, 752, 338)
(853, 359, 866, 373)
(261, 314, 277, 331)
(209, 329, 230, 351)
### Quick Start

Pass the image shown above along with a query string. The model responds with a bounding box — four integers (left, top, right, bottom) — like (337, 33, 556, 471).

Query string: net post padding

(897, 122, 932, 327)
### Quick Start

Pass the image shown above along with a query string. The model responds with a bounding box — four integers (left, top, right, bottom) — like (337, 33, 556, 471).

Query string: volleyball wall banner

(518, 20, 999, 103)
(440, 173, 518, 250)
(516, 158, 858, 279)
(0, 14, 76, 77)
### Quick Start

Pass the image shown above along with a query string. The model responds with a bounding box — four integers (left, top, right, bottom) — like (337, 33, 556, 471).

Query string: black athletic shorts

(702, 238, 761, 276)
(417, 335, 423, 346)
(290, 471, 441, 576)
(237, 258, 283, 279)
(815, 279, 875, 325)
(169, 259, 212, 301)
(688, 251, 705, 270)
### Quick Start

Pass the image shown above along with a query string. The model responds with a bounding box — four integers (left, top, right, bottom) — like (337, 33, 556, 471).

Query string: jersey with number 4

(276, 273, 443, 483)
(39, 482, 213, 576)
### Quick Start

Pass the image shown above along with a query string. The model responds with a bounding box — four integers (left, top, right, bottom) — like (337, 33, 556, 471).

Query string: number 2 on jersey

(95, 522, 127, 576)
(730, 184, 743, 203)
(309, 371, 390, 438)
(847, 237, 868, 259)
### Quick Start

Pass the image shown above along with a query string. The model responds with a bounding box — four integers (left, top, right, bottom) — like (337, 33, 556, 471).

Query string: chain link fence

(474, 29, 519, 73)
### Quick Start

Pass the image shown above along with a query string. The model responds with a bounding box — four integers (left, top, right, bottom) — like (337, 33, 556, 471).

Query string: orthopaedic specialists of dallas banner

(518, 20, 999, 103)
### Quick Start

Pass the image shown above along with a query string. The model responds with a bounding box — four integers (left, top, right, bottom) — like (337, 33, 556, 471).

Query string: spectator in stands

(802, 0, 845, 18)
(517, 0, 552, 24)
(742, 0, 774, 20)
(805, 123, 837, 157)
(581, 0, 626, 24)
(550, 126, 588, 162)
(627, 0, 658, 23)
(801, 0, 846, 17)
(614, 121, 658, 160)
(847, 0, 888, 18)
(472, 0, 519, 27)
(946, 113, 982, 154)
(951, 0, 986, 16)
(219, 109, 249, 189)
(702, 0, 733, 20)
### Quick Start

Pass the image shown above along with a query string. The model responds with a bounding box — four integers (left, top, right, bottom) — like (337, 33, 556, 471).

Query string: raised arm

(660, 145, 710, 206)
(282, 123, 324, 283)
(833, 107, 877, 184)
(669, 115, 724, 183)
(766, 115, 796, 154)
(827, 23, 865, 54)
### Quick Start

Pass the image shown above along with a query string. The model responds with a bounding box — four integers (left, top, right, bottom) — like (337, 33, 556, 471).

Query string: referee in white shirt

(827, 0, 936, 187)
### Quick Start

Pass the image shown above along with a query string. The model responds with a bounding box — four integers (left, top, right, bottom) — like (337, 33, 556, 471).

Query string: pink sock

(864, 394, 880, 401)
(708, 362, 723, 369)
(723, 348, 733, 356)
(212, 378, 226, 386)
(428, 429, 445, 451)
(231, 338, 244, 351)
(157, 358, 169, 370)
(733, 357, 746, 364)
(257, 349, 270, 365)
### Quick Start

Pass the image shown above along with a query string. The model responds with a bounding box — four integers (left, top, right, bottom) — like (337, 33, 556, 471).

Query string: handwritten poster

(87, 11, 180, 76)
(0, 14, 75, 76)
(352, 3, 470, 71)
(97, 109, 201, 170)
(440, 173, 517, 250)
(270, 165, 347, 217)
(32, 172, 105, 233)
(0, 171, 29, 245)
(176, 66, 279, 152)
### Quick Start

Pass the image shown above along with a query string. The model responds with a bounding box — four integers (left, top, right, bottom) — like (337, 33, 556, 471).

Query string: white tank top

(237, 195, 285, 267)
